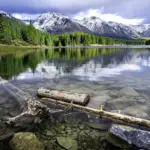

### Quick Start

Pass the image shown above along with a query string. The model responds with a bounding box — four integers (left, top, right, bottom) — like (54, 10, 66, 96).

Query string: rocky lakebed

(0, 77, 150, 150)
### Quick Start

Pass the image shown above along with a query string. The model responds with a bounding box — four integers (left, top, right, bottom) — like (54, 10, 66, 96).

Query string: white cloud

(72, 9, 145, 25)
(1, 0, 150, 23)
(12, 9, 145, 25)
(12, 13, 39, 20)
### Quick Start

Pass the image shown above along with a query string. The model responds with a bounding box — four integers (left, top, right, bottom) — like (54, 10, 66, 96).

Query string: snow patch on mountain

(76, 17, 141, 39)
(33, 12, 91, 33)
(0, 10, 11, 18)
(76, 16, 103, 31)
(33, 12, 69, 31)
(30, 12, 150, 38)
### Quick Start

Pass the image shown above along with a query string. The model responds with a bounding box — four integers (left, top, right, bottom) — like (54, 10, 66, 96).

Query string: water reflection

(0, 48, 150, 81)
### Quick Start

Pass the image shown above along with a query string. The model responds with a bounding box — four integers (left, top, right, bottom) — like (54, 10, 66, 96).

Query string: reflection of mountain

(0, 48, 121, 79)
(72, 51, 150, 80)
(1, 48, 150, 80)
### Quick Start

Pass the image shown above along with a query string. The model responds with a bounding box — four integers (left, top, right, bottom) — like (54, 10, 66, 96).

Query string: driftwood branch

(1, 76, 150, 129)
(37, 87, 90, 106)
(0, 78, 50, 127)
(40, 98, 150, 128)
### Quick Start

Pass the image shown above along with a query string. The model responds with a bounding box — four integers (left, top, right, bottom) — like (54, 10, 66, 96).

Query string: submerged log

(0, 78, 51, 127)
(40, 98, 150, 128)
(1, 77, 150, 129)
(37, 87, 90, 106)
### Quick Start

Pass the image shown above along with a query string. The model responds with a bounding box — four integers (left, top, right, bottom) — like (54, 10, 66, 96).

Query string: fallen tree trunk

(1, 81, 32, 111)
(1, 77, 150, 129)
(0, 78, 51, 127)
(40, 98, 150, 128)
(37, 87, 90, 106)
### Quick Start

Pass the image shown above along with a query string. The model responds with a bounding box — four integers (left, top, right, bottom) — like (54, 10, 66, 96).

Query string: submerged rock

(10, 132, 44, 150)
(120, 87, 139, 96)
(88, 95, 110, 109)
(56, 137, 77, 150)
(87, 122, 110, 131)
(122, 104, 149, 119)
(104, 96, 136, 110)
(108, 124, 150, 150)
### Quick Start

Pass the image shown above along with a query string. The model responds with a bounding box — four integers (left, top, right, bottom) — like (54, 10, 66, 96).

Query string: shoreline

(0, 44, 150, 51)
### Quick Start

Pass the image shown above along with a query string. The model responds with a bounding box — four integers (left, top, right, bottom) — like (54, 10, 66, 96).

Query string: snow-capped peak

(76, 16, 141, 39)
(33, 12, 91, 33)
(76, 16, 104, 31)
(0, 10, 7, 15)
(29, 11, 150, 38)
(33, 12, 69, 31)
(79, 16, 103, 23)
(131, 24, 150, 33)
(0, 10, 11, 18)
(37, 12, 69, 20)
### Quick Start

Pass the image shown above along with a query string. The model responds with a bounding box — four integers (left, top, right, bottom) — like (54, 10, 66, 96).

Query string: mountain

(0, 11, 54, 45)
(0, 10, 11, 18)
(0, 9, 148, 47)
(131, 24, 150, 37)
(76, 16, 141, 39)
(33, 12, 91, 34)
(32, 13, 144, 39)
(22, 19, 31, 25)
(1, 10, 150, 39)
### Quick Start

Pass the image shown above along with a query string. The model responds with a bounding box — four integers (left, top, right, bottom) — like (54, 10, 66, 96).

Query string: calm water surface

(1, 47, 150, 119)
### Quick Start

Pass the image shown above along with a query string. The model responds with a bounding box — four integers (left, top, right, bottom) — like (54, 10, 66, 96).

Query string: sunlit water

(1, 47, 150, 120)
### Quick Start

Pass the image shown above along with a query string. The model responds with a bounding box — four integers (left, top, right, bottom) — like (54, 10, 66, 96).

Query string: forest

(0, 14, 149, 46)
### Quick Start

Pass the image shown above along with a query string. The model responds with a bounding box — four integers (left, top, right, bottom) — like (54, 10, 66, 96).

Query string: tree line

(0, 14, 149, 46)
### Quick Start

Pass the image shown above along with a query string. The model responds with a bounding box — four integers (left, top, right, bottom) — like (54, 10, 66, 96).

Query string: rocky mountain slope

(33, 12, 91, 34)
(76, 16, 141, 39)
(0, 10, 11, 18)
(131, 24, 150, 37)
(1, 10, 150, 39)
(32, 12, 150, 39)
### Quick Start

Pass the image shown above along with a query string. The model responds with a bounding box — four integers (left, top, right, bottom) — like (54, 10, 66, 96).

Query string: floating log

(40, 97, 150, 128)
(37, 87, 90, 106)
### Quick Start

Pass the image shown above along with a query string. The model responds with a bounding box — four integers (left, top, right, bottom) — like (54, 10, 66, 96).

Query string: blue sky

(0, 0, 149, 25)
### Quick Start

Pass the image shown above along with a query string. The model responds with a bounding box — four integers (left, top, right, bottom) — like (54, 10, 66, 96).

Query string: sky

(0, 0, 149, 25)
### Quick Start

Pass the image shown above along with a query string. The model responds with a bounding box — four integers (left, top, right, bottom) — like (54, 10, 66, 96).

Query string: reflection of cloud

(134, 57, 150, 67)
(17, 63, 65, 80)
(16, 69, 41, 80)
(36, 63, 65, 79)
(15, 52, 150, 81)
(72, 60, 141, 81)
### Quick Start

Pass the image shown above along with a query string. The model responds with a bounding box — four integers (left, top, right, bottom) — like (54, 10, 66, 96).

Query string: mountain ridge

(33, 12, 91, 34)
(75, 16, 141, 39)
(1, 10, 150, 39)
(30, 12, 150, 39)
(0, 9, 147, 47)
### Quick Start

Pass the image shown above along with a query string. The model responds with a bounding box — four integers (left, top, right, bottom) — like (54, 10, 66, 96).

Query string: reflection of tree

(0, 55, 26, 79)
(0, 48, 148, 80)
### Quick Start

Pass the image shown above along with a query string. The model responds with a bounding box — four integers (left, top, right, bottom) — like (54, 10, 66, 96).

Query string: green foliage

(54, 32, 146, 46)
(0, 14, 147, 46)
(145, 40, 150, 45)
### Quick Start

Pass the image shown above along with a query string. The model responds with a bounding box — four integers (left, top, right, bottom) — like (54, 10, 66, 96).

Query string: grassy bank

(0, 44, 54, 52)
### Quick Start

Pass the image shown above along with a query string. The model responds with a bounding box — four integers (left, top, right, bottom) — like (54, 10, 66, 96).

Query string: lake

(1, 46, 150, 149)
(1, 47, 150, 120)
